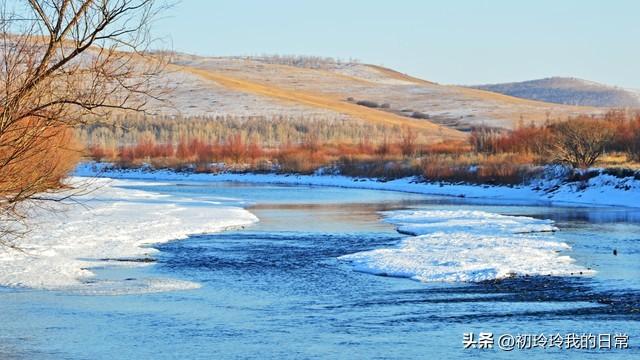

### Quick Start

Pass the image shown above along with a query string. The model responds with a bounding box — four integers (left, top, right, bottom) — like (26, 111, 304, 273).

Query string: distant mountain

(470, 77, 640, 108)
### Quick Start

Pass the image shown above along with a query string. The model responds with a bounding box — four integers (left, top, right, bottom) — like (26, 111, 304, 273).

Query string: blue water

(1, 181, 639, 359)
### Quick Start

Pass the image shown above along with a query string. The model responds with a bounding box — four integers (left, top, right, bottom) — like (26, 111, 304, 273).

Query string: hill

(144, 55, 602, 140)
(471, 77, 640, 108)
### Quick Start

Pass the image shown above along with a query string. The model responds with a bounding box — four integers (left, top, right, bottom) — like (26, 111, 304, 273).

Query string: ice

(75, 162, 640, 209)
(339, 210, 593, 283)
(384, 210, 557, 236)
(0, 177, 258, 292)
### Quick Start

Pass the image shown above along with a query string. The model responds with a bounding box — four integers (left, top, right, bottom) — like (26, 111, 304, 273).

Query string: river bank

(76, 162, 640, 208)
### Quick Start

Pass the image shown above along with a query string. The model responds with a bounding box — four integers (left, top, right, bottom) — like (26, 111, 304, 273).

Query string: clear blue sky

(154, 0, 640, 88)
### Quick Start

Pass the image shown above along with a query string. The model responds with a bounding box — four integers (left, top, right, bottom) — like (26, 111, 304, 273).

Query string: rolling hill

(471, 77, 640, 108)
(143, 55, 605, 142)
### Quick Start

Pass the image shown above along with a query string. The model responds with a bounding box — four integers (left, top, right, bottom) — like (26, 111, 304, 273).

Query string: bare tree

(549, 117, 614, 169)
(400, 125, 417, 158)
(469, 126, 500, 154)
(0, 0, 167, 247)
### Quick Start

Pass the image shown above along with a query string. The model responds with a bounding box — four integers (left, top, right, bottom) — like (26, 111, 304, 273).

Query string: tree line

(85, 110, 640, 185)
(470, 110, 640, 168)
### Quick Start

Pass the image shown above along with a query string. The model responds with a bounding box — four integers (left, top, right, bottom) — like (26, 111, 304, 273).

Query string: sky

(154, 0, 640, 88)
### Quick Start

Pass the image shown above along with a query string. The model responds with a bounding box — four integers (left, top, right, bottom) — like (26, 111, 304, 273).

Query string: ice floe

(384, 210, 558, 236)
(339, 210, 593, 282)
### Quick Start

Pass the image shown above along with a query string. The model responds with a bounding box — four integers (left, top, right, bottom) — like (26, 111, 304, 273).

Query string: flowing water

(1, 181, 639, 359)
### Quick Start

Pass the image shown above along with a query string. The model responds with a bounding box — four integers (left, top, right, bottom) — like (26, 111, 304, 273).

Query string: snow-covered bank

(75, 163, 640, 208)
(339, 210, 593, 282)
(0, 177, 258, 293)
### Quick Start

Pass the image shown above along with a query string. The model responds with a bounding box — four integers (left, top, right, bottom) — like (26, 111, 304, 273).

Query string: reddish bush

(423, 140, 471, 155)
(276, 145, 326, 174)
(470, 125, 551, 156)
(246, 140, 263, 164)
(421, 153, 540, 184)
(605, 111, 640, 161)
(89, 110, 640, 182)
(175, 138, 193, 160)
(89, 145, 116, 161)
(221, 134, 245, 163)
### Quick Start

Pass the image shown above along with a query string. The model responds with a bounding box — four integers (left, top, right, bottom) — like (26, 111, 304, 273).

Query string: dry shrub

(89, 145, 117, 162)
(247, 140, 264, 164)
(549, 117, 615, 169)
(423, 140, 472, 155)
(1, 122, 82, 206)
(221, 134, 245, 163)
(422, 153, 541, 185)
(78, 114, 408, 149)
(607, 112, 640, 162)
(476, 153, 539, 184)
(276, 146, 327, 174)
(91, 109, 640, 183)
(355, 100, 380, 108)
(470, 125, 551, 156)
(422, 154, 473, 182)
(629, 127, 640, 162)
(400, 126, 418, 157)
(337, 156, 420, 179)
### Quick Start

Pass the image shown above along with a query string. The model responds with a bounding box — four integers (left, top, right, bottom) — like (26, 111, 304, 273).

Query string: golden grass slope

(168, 55, 603, 135)
(177, 64, 465, 142)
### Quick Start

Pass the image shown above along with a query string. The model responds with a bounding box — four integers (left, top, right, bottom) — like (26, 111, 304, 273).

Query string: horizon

(154, 0, 640, 89)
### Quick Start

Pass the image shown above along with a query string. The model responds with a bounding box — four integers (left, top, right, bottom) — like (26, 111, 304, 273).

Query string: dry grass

(596, 154, 640, 170)
(177, 65, 464, 142)
(365, 64, 436, 85)
(169, 55, 603, 131)
(421, 153, 541, 185)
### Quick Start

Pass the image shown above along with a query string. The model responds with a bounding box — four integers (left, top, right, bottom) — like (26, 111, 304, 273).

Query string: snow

(0, 177, 258, 293)
(76, 163, 640, 209)
(69, 163, 630, 284)
(4, 163, 629, 290)
(339, 210, 592, 282)
(383, 210, 557, 236)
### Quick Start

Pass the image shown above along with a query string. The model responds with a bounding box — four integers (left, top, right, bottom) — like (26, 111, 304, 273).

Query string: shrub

(356, 100, 379, 108)
(421, 153, 541, 185)
(410, 111, 430, 119)
(400, 127, 417, 157)
(337, 157, 420, 179)
(424, 140, 472, 155)
(549, 117, 614, 168)
(89, 145, 116, 162)
(276, 147, 326, 174)
(221, 134, 245, 163)
(1, 124, 82, 204)
(625, 117, 640, 162)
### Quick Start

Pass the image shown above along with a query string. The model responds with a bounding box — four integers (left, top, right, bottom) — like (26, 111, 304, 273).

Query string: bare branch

(0, 0, 168, 248)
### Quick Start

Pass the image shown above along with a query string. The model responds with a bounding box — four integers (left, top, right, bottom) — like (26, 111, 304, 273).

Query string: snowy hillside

(471, 77, 640, 108)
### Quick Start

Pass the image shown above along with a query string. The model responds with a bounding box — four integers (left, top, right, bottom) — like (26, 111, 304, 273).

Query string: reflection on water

(248, 202, 430, 233)
(1, 181, 639, 359)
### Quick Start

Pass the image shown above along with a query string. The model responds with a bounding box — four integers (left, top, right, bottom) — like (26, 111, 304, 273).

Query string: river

(1, 180, 639, 359)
